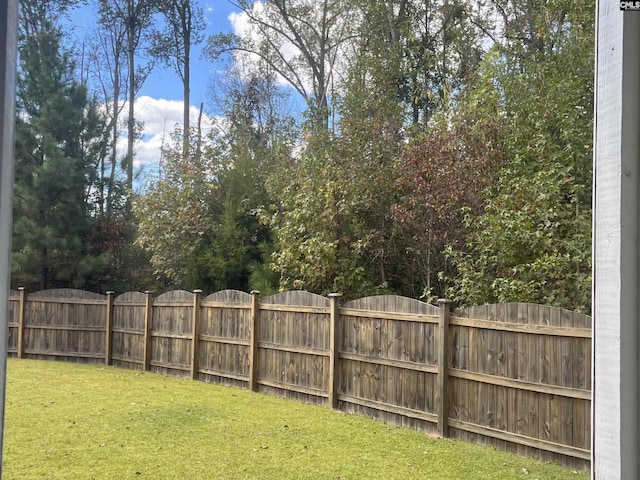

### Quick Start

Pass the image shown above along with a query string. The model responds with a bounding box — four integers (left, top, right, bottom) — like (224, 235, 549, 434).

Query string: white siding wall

(593, 4, 640, 479)
(0, 0, 18, 470)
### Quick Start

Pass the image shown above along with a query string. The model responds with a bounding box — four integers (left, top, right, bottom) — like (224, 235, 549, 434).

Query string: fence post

(17, 287, 26, 359)
(105, 291, 114, 366)
(190, 289, 202, 380)
(143, 291, 153, 371)
(248, 290, 260, 392)
(328, 293, 341, 409)
(437, 298, 452, 438)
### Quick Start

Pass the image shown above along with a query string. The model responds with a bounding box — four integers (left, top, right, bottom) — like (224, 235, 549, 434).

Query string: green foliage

(20, 0, 596, 310)
(12, 17, 111, 290)
(444, 0, 594, 312)
(263, 145, 374, 298)
(391, 73, 506, 297)
(265, 0, 494, 301)
(330, 51, 405, 295)
(353, 0, 489, 126)
(135, 67, 289, 293)
(134, 129, 221, 289)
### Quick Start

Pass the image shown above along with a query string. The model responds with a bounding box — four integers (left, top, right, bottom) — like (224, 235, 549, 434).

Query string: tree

(151, 0, 206, 158)
(328, 45, 405, 294)
(205, 0, 357, 132)
(18, 0, 78, 39)
(391, 69, 505, 297)
(134, 128, 220, 288)
(263, 144, 375, 298)
(444, 0, 595, 312)
(351, 0, 489, 126)
(85, 13, 129, 217)
(135, 63, 292, 292)
(12, 17, 110, 290)
(254, 0, 492, 298)
(98, 0, 157, 189)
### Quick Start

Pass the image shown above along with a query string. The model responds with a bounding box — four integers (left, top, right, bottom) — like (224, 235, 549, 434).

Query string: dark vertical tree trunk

(182, 0, 191, 158)
(107, 59, 120, 216)
(126, 4, 135, 190)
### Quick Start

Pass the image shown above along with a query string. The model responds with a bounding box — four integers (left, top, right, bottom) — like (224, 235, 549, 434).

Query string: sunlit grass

(3, 359, 588, 479)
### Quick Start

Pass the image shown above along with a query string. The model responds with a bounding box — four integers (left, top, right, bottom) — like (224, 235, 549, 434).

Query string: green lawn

(2, 359, 588, 479)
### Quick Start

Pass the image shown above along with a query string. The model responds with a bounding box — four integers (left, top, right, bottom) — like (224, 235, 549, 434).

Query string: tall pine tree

(12, 18, 109, 290)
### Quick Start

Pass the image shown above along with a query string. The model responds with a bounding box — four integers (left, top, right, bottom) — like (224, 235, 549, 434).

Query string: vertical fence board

(198, 290, 251, 388)
(191, 290, 202, 379)
(452, 302, 591, 467)
(249, 291, 260, 392)
(7, 289, 20, 356)
(19, 289, 106, 363)
(105, 292, 114, 365)
(437, 299, 451, 437)
(150, 290, 193, 377)
(143, 292, 153, 371)
(328, 293, 340, 409)
(339, 296, 440, 435)
(258, 291, 330, 405)
(16, 288, 25, 357)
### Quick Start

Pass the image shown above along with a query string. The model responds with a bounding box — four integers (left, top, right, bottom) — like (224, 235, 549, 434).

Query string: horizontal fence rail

(7, 288, 591, 470)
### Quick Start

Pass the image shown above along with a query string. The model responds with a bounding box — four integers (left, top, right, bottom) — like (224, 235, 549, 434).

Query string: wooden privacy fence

(7, 288, 591, 470)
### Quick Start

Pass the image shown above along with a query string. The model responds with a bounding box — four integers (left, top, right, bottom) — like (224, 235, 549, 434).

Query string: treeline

(11, 0, 594, 313)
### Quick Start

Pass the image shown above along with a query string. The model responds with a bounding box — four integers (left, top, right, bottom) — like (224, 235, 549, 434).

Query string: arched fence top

(453, 302, 591, 328)
(203, 289, 251, 304)
(10, 289, 592, 329)
(114, 291, 146, 303)
(342, 294, 439, 316)
(154, 290, 194, 303)
(262, 290, 330, 307)
(27, 288, 107, 301)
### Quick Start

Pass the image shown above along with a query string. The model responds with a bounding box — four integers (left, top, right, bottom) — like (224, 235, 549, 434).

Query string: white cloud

(117, 96, 215, 167)
(229, 2, 263, 37)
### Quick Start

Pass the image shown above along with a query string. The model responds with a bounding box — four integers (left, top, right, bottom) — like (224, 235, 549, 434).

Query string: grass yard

(2, 359, 588, 479)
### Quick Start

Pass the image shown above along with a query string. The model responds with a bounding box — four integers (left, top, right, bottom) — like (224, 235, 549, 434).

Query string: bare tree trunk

(126, 16, 135, 190)
(107, 61, 120, 216)
(182, 1, 191, 158)
(196, 102, 203, 159)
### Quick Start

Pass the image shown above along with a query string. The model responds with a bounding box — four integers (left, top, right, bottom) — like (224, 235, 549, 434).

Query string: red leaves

(393, 119, 504, 248)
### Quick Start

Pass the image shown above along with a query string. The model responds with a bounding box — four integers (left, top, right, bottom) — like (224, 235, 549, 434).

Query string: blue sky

(64, 0, 245, 168)
(137, 0, 239, 106)
(67, 0, 241, 104)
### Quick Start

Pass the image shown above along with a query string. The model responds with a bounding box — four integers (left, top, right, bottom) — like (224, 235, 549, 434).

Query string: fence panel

(198, 290, 251, 388)
(258, 291, 330, 404)
(339, 296, 440, 432)
(21, 289, 106, 363)
(449, 303, 591, 469)
(111, 291, 146, 370)
(149, 290, 193, 377)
